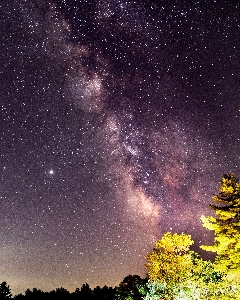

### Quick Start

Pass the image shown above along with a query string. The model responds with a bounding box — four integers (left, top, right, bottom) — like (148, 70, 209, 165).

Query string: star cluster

(0, 0, 239, 295)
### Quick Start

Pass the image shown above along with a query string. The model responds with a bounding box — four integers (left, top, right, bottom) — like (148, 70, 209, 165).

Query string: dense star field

(0, 0, 239, 295)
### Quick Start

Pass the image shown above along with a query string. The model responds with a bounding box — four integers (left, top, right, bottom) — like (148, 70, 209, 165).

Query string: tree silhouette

(0, 282, 12, 299)
(79, 283, 92, 299)
(115, 275, 147, 300)
(13, 294, 24, 300)
(92, 285, 116, 300)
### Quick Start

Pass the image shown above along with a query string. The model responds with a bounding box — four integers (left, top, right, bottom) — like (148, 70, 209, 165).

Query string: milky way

(0, 0, 239, 295)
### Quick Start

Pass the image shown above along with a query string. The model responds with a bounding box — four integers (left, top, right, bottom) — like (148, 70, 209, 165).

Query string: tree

(54, 287, 69, 300)
(142, 280, 167, 300)
(200, 173, 240, 280)
(79, 283, 92, 299)
(145, 245, 239, 300)
(13, 294, 24, 300)
(189, 253, 238, 300)
(146, 232, 194, 283)
(24, 288, 47, 300)
(92, 285, 116, 300)
(145, 232, 194, 299)
(115, 275, 147, 300)
(0, 282, 12, 299)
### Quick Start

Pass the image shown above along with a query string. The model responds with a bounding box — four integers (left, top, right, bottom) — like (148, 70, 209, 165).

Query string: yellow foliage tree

(145, 231, 239, 299)
(145, 232, 194, 299)
(200, 173, 240, 282)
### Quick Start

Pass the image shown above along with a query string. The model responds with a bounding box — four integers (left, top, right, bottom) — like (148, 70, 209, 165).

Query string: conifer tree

(200, 173, 240, 280)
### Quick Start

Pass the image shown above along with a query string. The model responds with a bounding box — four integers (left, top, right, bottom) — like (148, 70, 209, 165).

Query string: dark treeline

(14, 284, 115, 300)
(0, 275, 147, 300)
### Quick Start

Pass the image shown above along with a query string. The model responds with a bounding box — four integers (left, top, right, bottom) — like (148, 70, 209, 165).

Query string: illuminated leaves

(145, 241, 239, 300)
(142, 174, 240, 299)
(145, 232, 194, 286)
(200, 174, 240, 279)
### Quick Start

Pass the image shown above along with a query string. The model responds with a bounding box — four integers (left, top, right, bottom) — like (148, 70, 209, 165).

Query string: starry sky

(0, 0, 239, 295)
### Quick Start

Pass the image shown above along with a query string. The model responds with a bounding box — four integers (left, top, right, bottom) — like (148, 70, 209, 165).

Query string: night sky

(0, 0, 239, 295)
